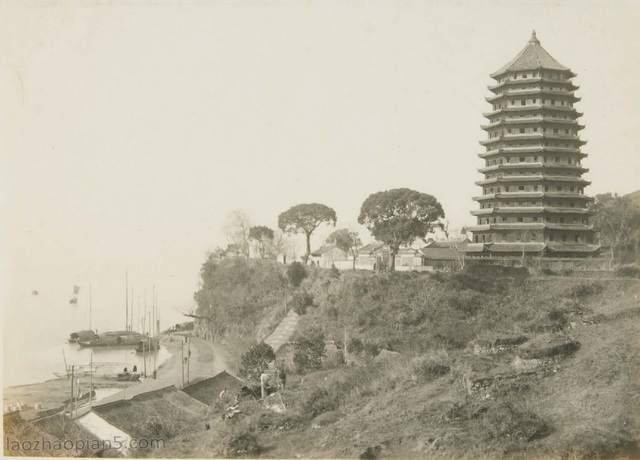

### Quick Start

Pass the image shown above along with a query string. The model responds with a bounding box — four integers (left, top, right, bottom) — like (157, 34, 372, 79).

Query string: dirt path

(87, 336, 229, 407)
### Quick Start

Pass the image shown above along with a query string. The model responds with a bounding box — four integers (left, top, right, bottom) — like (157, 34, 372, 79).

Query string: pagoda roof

(491, 31, 574, 79)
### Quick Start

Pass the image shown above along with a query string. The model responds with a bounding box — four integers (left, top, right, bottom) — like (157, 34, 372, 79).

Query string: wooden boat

(135, 337, 159, 353)
(69, 285, 80, 304)
(68, 330, 96, 343)
(78, 331, 145, 348)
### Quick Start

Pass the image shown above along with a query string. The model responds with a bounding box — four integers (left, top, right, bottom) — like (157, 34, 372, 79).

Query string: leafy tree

(326, 229, 362, 270)
(222, 210, 252, 259)
(240, 342, 276, 381)
(293, 328, 325, 373)
(286, 261, 307, 287)
(278, 203, 337, 263)
(358, 188, 445, 271)
(289, 290, 314, 315)
(248, 225, 275, 259)
(592, 193, 640, 265)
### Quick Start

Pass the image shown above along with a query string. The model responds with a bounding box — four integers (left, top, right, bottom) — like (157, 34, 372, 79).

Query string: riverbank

(3, 334, 175, 418)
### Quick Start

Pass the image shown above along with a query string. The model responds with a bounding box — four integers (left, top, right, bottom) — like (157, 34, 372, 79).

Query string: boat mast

(89, 284, 92, 331)
(125, 272, 129, 331)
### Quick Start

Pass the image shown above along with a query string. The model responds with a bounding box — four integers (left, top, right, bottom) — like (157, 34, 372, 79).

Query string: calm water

(3, 280, 181, 387)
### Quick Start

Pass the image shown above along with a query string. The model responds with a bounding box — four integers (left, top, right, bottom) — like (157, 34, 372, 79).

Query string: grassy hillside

(180, 264, 640, 458)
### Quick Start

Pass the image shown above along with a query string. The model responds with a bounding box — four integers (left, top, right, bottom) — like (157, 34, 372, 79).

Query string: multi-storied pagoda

(467, 31, 599, 258)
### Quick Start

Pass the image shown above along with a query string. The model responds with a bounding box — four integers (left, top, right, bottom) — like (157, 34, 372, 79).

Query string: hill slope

(179, 265, 640, 458)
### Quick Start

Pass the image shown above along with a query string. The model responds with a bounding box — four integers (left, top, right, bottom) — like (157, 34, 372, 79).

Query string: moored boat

(135, 336, 159, 353)
(68, 330, 96, 343)
(78, 331, 145, 347)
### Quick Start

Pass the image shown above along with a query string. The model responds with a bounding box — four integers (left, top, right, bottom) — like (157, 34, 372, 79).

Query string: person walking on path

(278, 366, 286, 391)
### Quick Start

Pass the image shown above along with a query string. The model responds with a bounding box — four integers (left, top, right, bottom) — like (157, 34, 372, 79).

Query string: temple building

(466, 31, 599, 258)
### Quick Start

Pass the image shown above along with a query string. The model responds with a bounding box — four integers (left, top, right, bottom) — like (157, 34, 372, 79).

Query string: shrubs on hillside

(567, 281, 604, 300)
(293, 329, 326, 373)
(289, 290, 314, 315)
(240, 343, 276, 380)
(287, 262, 307, 287)
(615, 264, 640, 278)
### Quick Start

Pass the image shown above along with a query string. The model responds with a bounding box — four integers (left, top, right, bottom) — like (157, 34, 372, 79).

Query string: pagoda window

(517, 217, 524, 222)
(533, 127, 538, 132)
(575, 235, 580, 243)
(521, 100, 526, 106)
(557, 186, 562, 191)
(511, 100, 515, 105)
(545, 186, 549, 191)
(519, 186, 525, 191)
(570, 202, 575, 207)
(570, 187, 575, 192)
(520, 128, 525, 133)
(549, 234, 555, 241)
(508, 129, 512, 133)
(562, 235, 567, 242)
(553, 128, 559, 133)
(560, 218, 565, 223)
(533, 217, 539, 222)
(534, 186, 539, 191)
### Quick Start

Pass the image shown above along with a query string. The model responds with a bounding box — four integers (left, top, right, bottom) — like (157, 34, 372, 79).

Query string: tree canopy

(248, 225, 275, 259)
(326, 229, 362, 270)
(358, 188, 445, 270)
(278, 203, 337, 263)
(592, 193, 640, 264)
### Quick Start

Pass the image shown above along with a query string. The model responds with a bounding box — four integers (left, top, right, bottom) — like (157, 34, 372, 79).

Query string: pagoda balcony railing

(481, 117, 585, 130)
(546, 223, 594, 231)
(467, 223, 545, 232)
(473, 192, 544, 201)
(478, 132, 577, 146)
(471, 206, 592, 216)
(477, 145, 588, 158)
(479, 145, 587, 157)
(486, 89, 581, 103)
(478, 163, 589, 174)
(488, 77, 579, 92)
(544, 192, 593, 200)
(469, 223, 592, 232)
(483, 105, 583, 118)
(473, 191, 592, 201)
(475, 175, 590, 186)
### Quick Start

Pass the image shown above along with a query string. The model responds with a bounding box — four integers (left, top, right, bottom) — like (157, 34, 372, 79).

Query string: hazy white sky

(2, 1, 639, 315)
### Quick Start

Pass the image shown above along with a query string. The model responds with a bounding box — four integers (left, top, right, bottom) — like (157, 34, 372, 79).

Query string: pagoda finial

(529, 29, 539, 44)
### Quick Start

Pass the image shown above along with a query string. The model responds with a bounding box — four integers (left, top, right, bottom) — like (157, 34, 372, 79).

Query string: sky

(1, 0, 639, 322)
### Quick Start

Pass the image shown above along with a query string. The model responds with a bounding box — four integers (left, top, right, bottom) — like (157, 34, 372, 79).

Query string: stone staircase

(264, 310, 300, 353)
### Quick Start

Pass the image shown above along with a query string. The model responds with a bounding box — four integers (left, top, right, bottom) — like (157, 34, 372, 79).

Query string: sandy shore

(3, 333, 230, 419)
(3, 334, 179, 420)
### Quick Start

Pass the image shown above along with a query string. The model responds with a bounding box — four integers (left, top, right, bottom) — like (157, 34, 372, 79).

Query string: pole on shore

(70, 365, 74, 416)
(187, 335, 191, 385)
(181, 341, 185, 388)
(125, 272, 129, 331)
(344, 325, 348, 365)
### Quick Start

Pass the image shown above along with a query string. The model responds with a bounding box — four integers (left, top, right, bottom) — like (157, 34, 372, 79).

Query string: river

(3, 274, 192, 388)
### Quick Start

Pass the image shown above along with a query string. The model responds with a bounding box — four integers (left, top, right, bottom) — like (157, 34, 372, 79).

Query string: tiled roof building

(467, 31, 599, 257)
